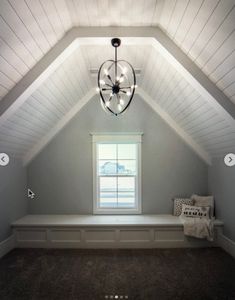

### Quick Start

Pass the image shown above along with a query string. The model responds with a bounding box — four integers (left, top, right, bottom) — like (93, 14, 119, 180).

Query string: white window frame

(92, 133, 142, 215)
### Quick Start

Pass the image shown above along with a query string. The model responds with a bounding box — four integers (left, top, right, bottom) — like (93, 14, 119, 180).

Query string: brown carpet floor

(0, 247, 235, 300)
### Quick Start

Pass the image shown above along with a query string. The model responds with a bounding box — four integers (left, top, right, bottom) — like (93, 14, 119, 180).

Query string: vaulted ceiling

(0, 0, 235, 165)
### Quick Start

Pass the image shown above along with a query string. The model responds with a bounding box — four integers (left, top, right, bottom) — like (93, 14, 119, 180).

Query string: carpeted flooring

(0, 247, 235, 300)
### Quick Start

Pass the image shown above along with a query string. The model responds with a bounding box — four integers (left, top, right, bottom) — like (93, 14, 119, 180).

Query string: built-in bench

(12, 215, 224, 249)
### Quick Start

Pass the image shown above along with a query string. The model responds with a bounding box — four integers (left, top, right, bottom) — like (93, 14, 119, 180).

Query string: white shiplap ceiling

(0, 0, 235, 164)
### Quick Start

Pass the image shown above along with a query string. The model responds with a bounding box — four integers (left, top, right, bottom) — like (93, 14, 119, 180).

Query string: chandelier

(97, 38, 137, 116)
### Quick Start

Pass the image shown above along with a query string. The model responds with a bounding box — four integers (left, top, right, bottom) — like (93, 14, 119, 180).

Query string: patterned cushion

(173, 198, 194, 216)
(181, 204, 210, 219)
(191, 194, 214, 218)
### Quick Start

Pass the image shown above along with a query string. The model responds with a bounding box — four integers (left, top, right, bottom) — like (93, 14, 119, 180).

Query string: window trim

(92, 134, 142, 215)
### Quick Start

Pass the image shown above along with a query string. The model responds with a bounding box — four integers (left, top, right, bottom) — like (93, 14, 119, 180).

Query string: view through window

(93, 135, 141, 214)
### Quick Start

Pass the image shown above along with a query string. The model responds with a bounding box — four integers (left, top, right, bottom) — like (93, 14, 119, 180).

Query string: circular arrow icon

(224, 153, 235, 167)
(0, 153, 10, 166)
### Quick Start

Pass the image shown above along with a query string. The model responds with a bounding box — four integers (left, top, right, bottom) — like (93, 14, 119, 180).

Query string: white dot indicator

(224, 153, 235, 167)
(0, 153, 9, 166)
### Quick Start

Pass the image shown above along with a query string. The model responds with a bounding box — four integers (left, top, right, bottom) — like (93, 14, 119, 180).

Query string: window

(92, 134, 142, 214)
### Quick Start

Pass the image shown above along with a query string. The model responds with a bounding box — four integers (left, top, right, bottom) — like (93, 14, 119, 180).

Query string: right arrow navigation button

(224, 153, 235, 167)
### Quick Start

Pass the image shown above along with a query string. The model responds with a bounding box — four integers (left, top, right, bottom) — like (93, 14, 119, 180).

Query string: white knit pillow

(191, 195, 214, 218)
(181, 204, 210, 219)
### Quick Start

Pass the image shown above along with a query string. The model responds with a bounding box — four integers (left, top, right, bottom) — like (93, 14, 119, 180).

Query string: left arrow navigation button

(0, 153, 9, 166)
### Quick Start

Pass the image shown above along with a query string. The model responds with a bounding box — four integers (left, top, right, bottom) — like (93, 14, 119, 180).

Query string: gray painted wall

(28, 95, 208, 214)
(0, 158, 27, 242)
(209, 157, 235, 242)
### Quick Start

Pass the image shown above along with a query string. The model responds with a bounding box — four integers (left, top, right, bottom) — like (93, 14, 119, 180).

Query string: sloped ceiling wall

(0, 0, 234, 163)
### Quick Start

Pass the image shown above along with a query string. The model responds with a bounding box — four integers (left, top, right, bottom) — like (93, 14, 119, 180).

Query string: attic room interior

(0, 0, 235, 299)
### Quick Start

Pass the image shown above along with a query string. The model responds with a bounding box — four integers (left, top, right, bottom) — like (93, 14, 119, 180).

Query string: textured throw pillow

(191, 194, 214, 218)
(181, 204, 210, 219)
(173, 198, 194, 216)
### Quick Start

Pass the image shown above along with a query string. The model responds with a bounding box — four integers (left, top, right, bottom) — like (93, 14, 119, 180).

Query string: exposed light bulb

(96, 87, 100, 92)
(116, 76, 120, 81)
(106, 101, 110, 107)
(104, 69, 109, 75)
(126, 91, 131, 96)
(135, 84, 138, 88)
(99, 79, 105, 85)
(119, 77, 124, 83)
(119, 98, 124, 106)
(117, 104, 122, 111)
(131, 85, 134, 89)
(110, 92, 113, 97)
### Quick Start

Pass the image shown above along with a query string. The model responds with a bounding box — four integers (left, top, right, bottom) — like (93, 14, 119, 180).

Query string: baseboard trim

(218, 233, 235, 259)
(0, 235, 15, 258)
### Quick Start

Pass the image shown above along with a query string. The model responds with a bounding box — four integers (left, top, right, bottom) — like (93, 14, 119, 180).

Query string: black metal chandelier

(97, 38, 137, 116)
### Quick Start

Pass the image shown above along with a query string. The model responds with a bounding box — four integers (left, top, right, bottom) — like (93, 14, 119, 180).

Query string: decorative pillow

(173, 198, 194, 216)
(191, 194, 214, 218)
(181, 204, 210, 219)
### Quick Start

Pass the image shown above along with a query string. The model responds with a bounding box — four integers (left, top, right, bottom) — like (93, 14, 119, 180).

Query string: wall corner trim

(0, 235, 15, 259)
(218, 233, 235, 259)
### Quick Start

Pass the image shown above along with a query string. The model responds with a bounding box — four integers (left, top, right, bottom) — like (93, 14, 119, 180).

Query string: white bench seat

(12, 214, 223, 249)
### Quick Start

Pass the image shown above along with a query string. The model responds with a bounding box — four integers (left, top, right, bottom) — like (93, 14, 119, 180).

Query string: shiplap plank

(159, 0, 177, 31)
(163, 80, 189, 110)
(72, 0, 90, 27)
(14, 109, 52, 133)
(25, 0, 58, 47)
(173, 0, 204, 44)
(0, 55, 22, 84)
(171, 90, 199, 119)
(31, 91, 63, 120)
(224, 82, 235, 98)
(197, 7, 235, 70)
(0, 37, 29, 75)
(174, 96, 201, 123)
(2, 119, 44, 138)
(43, 80, 72, 112)
(202, 30, 235, 76)
(217, 67, 235, 90)
(65, 0, 77, 26)
(0, 71, 14, 90)
(24, 97, 59, 124)
(196, 131, 235, 147)
(185, 113, 222, 134)
(84, 0, 100, 27)
(0, 0, 43, 60)
(167, 0, 190, 38)
(193, 123, 231, 140)
(53, 0, 72, 30)
(180, 0, 220, 54)
(9, 0, 51, 54)
(157, 71, 181, 106)
(0, 129, 38, 145)
(35, 86, 67, 116)
(0, 17, 35, 67)
(188, 1, 235, 61)
(40, 0, 65, 39)
(151, 0, 165, 26)
(0, 85, 8, 99)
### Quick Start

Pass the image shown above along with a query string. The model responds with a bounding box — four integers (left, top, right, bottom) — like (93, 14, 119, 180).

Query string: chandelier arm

(104, 83, 113, 88)
(106, 75, 115, 86)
